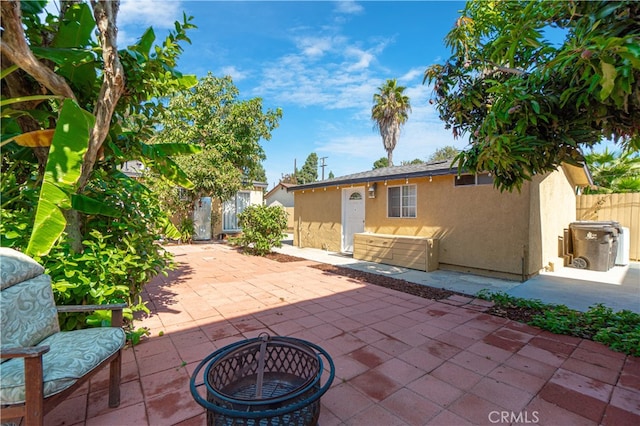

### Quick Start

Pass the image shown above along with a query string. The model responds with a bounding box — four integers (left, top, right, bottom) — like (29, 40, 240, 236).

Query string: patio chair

(0, 248, 126, 426)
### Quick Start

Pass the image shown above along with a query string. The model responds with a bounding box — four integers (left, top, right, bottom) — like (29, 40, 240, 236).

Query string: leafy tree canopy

(424, 0, 639, 191)
(401, 158, 425, 166)
(154, 73, 282, 201)
(251, 162, 268, 184)
(373, 157, 389, 169)
(428, 146, 460, 162)
(298, 152, 319, 184)
(1, 0, 199, 327)
(1, 0, 198, 255)
(280, 173, 297, 184)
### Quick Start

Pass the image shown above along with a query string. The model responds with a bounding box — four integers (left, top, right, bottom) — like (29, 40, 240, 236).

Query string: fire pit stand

(190, 334, 335, 426)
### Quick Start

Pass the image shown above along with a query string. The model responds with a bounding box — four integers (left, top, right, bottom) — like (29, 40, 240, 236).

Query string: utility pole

(319, 156, 328, 180)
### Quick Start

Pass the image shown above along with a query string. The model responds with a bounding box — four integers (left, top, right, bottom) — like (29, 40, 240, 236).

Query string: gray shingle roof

(288, 158, 459, 191)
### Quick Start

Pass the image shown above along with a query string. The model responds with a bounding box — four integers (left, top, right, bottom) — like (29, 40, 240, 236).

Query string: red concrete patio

(43, 243, 639, 425)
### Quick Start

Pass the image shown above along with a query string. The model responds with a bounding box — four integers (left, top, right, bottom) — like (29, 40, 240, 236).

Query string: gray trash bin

(569, 221, 621, 271)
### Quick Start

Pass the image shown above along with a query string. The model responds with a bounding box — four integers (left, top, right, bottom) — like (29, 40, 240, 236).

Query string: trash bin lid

(570, 221, 620, 234)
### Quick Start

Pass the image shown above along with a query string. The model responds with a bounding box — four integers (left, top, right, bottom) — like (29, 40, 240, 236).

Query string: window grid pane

(455, 174, 476, 186)
(388, 185, 416, 218)
(477, 173, 494, 185)
(388, 187, 401, 217)
(402, 185, 416, 217)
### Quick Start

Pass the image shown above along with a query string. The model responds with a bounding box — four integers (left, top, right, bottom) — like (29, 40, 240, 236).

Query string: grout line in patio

(39, 243, 639, 426)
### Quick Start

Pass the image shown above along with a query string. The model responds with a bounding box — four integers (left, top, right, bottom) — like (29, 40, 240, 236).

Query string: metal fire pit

(190, 334, 334, 426)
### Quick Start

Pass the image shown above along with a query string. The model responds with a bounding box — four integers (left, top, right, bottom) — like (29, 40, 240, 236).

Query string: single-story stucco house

(288, 159, 593, 281)
(265, 182, 295, 230)
(265, 182, 295, 207)
(193, 181, 268, 240)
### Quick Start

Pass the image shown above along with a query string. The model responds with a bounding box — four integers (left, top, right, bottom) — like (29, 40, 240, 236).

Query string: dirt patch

(263, 251, 307, 263)
(310, 263, 459, 301)
(488, 305, 544, 323)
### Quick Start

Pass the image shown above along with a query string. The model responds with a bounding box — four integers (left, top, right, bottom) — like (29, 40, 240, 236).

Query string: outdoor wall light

(429, 175, 433, 182)
(368, 183, 377, 198)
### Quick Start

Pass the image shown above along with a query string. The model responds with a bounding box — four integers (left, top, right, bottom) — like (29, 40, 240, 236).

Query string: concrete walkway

(41, 243, 639, 425)
(273, 239, 640, 313)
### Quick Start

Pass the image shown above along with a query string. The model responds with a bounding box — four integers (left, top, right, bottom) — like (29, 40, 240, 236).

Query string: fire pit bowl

(190, 334, 334, 426)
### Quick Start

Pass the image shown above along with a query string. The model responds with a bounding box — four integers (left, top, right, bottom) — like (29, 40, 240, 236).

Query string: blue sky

(116, 0, 468, 188)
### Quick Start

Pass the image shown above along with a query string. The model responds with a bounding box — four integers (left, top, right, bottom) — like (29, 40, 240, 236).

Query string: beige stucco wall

(292, 169, 579, 280)
(293, 187, 343, 251)
(211, 197, 223, 237)
(364, 176, 531, 278)
(266, 186, 295, 208)
(531, 169, 579, 272)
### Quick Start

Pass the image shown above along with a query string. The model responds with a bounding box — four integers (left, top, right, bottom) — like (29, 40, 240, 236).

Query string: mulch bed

(309, 263, 460, 301)
(263, 250, 535, 322)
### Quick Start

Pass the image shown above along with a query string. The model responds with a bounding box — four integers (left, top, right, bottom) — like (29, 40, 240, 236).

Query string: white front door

(342, 188, 365, 253)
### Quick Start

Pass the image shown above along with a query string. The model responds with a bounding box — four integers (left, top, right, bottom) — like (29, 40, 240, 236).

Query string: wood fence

(576, 193, 640, 261)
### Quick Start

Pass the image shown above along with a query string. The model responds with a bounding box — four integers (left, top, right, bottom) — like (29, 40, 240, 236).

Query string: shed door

(223, 192, 250, 232)
(342, 188, 365, 253)
(193, 197, 212, 240)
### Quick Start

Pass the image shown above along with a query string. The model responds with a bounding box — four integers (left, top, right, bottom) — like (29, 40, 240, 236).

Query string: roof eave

(561, 162, 595, 188)
(288, 168, 458, 192)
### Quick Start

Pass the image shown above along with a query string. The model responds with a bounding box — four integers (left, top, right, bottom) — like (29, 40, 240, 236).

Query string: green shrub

(234, 204, 288, 256)
(178, 217, 194, 244)
(479, 291, 640, 356)
(2, 163, 174, 336)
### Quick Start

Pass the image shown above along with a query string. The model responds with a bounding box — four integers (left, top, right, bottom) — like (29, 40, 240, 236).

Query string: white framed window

(388, 185, 416, 218)
(454, 172, 494, 186)
(222, 191, 251, 232)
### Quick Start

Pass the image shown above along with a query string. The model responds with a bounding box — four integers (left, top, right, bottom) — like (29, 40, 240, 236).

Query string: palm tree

(371, 79, 411, 167)
(584, 148, 640, 193)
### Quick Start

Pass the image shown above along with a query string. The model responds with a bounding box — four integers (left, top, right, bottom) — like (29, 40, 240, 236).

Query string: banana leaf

(26, 99, 95, 256)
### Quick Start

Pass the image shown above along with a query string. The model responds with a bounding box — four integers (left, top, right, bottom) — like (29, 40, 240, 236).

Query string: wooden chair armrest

(57, 303, 127, 327)
(1, 345, 48, 423)
(0, 345, 50, 359)
(56, 303, 127, 312)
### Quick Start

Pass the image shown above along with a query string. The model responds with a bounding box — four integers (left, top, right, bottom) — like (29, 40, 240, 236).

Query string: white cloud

(334, 1, 364, 15)
(118, 0, 183, 29)
(399, 67, 425, 84)
(220, 66, 249, 82)
(297, 36, 333, 57)
(345, 47, 374, 71)
(254, 33, 394, 111)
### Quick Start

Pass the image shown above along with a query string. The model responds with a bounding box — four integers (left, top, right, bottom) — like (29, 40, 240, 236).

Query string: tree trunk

(0, 2, 76, 100)
(66, 0, 124, 252)
(64, 210, 84, 253)
(387, 150, 393, 167)
(78, 0, 125, 193)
